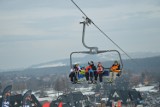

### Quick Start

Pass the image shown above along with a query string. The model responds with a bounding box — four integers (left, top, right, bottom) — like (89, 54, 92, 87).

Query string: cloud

(0, 0, 160, 69)
(1, 0, 159, 40)
(0, 6, 81, 42)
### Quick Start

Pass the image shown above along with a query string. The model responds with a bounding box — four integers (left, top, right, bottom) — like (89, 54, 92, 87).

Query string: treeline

(0, 73, 70, 94)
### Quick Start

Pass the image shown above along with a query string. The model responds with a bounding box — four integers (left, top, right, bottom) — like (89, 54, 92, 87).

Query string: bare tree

(54, 75, 70, 95)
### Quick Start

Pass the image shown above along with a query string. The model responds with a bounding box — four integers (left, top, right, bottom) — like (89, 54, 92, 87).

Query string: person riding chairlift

(69, 64, 81, 84)
(85, 61, 93, 84)
(97, 62, 104, 83)
(78, 67, 85, 79)
(85, 61, 98, 84)
(90, 61, 97, 83)
(109, 61, 121, 82)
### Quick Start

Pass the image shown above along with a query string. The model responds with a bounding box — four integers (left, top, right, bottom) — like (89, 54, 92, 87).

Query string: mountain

(26, 55, 160, 76)
(121, 52, 160, 59)
(31, 52, 160, 69)
(123, 55, 160, 72)
(0, 55, 160, 77)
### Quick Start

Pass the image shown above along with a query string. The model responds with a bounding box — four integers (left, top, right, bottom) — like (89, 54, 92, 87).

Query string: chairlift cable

(92, 22, 135, 61)
(70, 0, 134, 61)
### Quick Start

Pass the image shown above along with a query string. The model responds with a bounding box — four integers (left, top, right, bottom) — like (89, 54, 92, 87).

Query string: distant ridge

(0, 55, 160, 77)
(123, 55, 160, 73)
(30, 52, 160, 69)
(1, 52, 160, 72)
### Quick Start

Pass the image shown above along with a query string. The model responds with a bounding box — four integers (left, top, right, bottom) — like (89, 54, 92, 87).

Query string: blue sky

(0, 0, 160, 69)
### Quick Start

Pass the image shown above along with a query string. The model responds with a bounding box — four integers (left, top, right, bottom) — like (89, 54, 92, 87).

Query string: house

(107, 89, 143, 107)
(50, 91, 90, 107)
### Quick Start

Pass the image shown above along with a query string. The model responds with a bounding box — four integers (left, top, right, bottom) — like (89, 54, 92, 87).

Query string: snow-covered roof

(83, 91, 95, 95)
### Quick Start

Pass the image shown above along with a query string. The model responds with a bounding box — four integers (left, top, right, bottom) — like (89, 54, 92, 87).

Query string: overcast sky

(0, 0, 160, 69)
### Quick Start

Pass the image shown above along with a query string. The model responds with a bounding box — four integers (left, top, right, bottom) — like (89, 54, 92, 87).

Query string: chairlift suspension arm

(80, 19, 98, 54)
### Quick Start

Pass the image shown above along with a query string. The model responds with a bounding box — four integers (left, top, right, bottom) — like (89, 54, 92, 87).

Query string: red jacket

(85, 65, 92, 73)
(97, 66, 103, 74)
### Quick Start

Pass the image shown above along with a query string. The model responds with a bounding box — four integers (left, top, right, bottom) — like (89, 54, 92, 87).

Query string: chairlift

(69, 17, 123, 83)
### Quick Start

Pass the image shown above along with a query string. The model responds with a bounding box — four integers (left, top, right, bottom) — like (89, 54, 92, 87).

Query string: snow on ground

(31, 85, 97, 102)
(75, 86, 95, 95)
(101, 98, 108, 102)
(83, 91, 95, 95)
(134, 85, 158, 92)
(37, 97, 53, 102)
(75, 86, 92, 92)
(33, 90, 63, 102)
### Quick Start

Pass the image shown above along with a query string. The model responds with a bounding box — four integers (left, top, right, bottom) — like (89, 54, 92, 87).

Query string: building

(50, 91, 90, 107)
(107, 89, 143, 107)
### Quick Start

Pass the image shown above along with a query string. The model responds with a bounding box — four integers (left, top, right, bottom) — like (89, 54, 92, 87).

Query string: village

(0, 70, 160, 107)
(35, 74, 160, 107)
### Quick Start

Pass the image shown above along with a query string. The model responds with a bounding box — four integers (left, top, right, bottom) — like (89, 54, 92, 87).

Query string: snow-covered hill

(32, 62, 66, 68)
(30, 52, 160, 69)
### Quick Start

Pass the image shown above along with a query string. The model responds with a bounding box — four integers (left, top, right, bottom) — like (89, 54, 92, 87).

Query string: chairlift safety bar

(70, 50, 123, 71)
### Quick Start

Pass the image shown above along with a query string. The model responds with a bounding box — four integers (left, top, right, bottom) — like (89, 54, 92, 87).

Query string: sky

(0, 0, 160, 70)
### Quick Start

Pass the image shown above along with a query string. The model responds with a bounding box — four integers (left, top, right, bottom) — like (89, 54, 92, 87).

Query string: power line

(70, 0, 134, 61)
